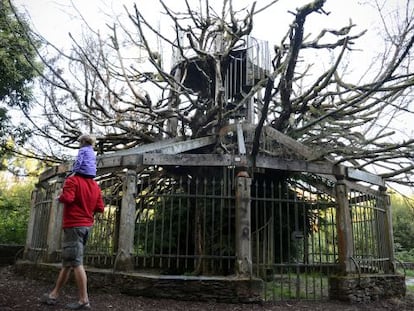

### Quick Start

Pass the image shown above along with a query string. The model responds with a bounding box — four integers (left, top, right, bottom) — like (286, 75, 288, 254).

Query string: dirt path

(1, 265, 414, 311)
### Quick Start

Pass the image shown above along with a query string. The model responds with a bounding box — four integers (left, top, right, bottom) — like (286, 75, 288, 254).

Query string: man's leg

(49, 266, 71, 298)
(73, 264, 89, 304)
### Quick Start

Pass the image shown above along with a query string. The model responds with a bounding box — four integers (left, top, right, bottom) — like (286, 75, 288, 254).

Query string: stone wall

(329, 274, 406, 303)
(14, 261, 263, 303)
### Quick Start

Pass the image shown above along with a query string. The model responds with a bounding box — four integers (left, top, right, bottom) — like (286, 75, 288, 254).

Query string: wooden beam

(143, 154, 234, 166)
(264, 126, 319, 160)
(38, 163, 71, 181)
(347, 168, 384, 187)
(109, 136, 216, 157)
(109, 137, 180, 156)
(96, 154, 143, 170)
(256, 155, 333, 174)
(264, 127, 385, 187)
(236, 123, 246, 155)
(142, 153, 340, 175)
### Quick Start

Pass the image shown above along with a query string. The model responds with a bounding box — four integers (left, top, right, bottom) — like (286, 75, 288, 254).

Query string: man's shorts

(61, 227, 91, 267)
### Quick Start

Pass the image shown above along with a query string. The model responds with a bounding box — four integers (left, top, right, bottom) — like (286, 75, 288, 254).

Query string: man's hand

(56, 189, 63, 201)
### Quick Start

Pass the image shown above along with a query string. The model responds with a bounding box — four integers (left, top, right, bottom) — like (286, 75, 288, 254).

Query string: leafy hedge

(0, 179, 34, 244)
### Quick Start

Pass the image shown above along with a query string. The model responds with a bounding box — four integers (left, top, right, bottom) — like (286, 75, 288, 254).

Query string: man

(41, 174, 105, 310)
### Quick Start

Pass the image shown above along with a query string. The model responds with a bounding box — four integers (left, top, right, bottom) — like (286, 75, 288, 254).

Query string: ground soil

(1, 265, 414, 311)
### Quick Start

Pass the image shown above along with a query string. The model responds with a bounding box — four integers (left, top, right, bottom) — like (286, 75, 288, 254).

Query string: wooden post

(46, 179, 64, 262)
(235, 171, 252, 277)
(24, 188, 39, 260)
(381, 188, 396, 273)
(335, 179, 355, 274)
(115, 169, 137, 271)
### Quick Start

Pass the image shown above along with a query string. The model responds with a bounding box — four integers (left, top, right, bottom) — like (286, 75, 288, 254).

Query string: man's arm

(94, 185, 105, 214)
(58, 178, 76, 204)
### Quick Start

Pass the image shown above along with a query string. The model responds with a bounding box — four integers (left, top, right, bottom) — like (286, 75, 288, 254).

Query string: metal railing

(26, 167, 394, 301)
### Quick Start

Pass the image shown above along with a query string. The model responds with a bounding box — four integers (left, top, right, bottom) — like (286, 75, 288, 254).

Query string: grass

(263, 273, 329, 301)
(404, 269, 414, 277)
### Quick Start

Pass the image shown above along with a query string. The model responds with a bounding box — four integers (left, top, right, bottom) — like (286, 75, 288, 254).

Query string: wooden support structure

(24, 188, 39, 260)
(235, 171, 252, 276)
(335, 179, 355, 274)
(381, 188, 396, 273)
(115, 170, 137, 271)
(46, 179, 64, 262)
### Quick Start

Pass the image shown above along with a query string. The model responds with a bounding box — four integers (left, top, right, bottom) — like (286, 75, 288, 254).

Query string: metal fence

(251, 177, 339, 300)
(26, 167, 393, 301)
(26, 182, 59, 262)
(133, 173, 236, 275)
(349, 188, 391, 274)
(82, 174, 122, 267)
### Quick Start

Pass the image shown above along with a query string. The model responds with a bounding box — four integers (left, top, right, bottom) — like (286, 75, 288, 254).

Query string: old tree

(11, 0, 414, 192)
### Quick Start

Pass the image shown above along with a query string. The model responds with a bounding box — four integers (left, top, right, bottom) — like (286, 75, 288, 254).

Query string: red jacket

(59, 175, 105, 228)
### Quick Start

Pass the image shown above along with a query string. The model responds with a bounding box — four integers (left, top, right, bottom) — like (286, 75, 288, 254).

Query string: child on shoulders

(71, 134, 96, 179)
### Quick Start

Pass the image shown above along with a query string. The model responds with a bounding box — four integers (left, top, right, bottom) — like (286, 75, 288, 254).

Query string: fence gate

(251, 176, 339, 301)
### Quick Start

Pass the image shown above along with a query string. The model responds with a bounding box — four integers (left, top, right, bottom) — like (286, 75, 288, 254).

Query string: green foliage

(391, 193, 414, 253)
(403, 268, 414, 278)
(0, 0, 40, 107)
(0, 0, 42, 161)
(395, 249, 414, 263)
(263, 273, 328, 300)
(0, 174, 35, 244)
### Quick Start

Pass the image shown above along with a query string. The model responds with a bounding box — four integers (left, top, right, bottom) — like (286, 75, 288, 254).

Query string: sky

(13, 0, 402, 79)
(11, 0, 394, 89)
(13, 0, 384, 48)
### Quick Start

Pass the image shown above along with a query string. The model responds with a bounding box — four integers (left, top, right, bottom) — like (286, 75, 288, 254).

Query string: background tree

(392, 193, 414, 251)
(12, 0, 414, 191)
(0, 158, 38, 244)
(0, 0, 42, 167)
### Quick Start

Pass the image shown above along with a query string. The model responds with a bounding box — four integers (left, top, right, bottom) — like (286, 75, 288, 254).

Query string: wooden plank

(38, 163, 71, 181)
(106, 137, 180, 156)
(347, 168, 384, 187)
(158, 136, 216, 154)
(264, 126, 319, 159)
(121, 154, 143, 168)
(236, 123, 246, 155)
(255, 155, 334, 174)
(107, 136, 216, 156)
(97, 155, 122, 168)
(264, 127, 385, 187)
(143, 153, 233, 166)
(142, 153, 337, 175)
(96, 154, 143, 169)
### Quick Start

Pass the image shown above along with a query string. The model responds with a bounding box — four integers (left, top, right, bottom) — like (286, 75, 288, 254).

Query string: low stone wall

(14, 260, 263, 303)
(329, 274, 406, 303)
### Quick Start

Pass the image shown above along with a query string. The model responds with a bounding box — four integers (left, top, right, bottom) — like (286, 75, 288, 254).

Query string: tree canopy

(0, 0, 42, 166)
(10, 0, 414, 191)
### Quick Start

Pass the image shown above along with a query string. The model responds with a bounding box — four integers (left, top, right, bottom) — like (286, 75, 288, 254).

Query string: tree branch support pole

(115, 169, 137, 271)
(380, 187, 396, 273)
(46, 178, 64, 262)
(335, 178, 355, 274)
(24, 187, 39, 260)
(235, 171, 252, 277)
